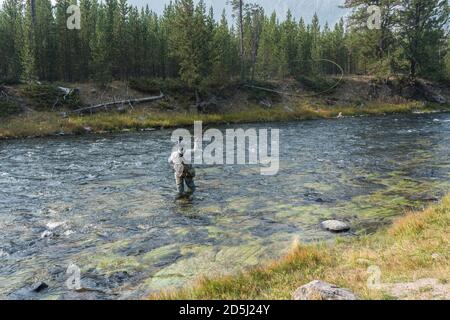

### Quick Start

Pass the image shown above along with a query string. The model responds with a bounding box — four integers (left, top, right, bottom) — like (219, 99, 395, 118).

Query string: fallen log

(72, 92, 164, 114)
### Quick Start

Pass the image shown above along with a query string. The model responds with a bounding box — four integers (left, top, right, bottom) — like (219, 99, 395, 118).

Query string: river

(0, 113, 449, 299)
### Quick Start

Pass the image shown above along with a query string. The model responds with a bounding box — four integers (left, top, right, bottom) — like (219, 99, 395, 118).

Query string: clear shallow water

(0, 113, 449, 299)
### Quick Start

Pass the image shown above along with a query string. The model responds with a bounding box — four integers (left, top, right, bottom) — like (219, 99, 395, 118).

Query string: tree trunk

(409, 58, 417, 84)
(72, 93, 165, 114)
(30, 0, 36, 24)
(238, 0, 245, 80)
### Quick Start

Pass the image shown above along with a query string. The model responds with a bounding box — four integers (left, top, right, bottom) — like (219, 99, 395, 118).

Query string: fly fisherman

(169, 138, 196, 196)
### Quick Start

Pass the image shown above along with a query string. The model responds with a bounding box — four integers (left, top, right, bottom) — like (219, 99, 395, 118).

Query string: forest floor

(152, 193, 450, 300)
(0, 76, 449, 139)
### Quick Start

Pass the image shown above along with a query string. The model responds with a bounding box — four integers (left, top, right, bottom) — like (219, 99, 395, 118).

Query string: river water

(0, 113, 449, 299)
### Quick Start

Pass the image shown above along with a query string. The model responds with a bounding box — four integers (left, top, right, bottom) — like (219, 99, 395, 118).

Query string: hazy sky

(0, 0, 348, 25)
(128, 0, 348, 25)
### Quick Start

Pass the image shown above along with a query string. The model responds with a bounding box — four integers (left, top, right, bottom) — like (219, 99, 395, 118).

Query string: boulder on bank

(321, 220, 350, 232)
(293, 280, 358, 300)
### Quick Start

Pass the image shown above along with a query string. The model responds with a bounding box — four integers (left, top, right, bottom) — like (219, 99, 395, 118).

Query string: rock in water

(64, 230, 75, 236)
(321, 220, 350, 232)
(293, 280, 358, 300)
(0, 249, 9, 258)
(46, 221, 65, 230)
(30, 282, 49, 293)
(41, 230, 54, 238)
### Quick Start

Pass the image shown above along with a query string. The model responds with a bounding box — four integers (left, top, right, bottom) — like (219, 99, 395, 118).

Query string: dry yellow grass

(0, 101, 438, 139)
(152, 194, 450, 300)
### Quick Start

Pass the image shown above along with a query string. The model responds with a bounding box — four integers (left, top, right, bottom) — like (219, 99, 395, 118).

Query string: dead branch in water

(71, 92, 164, 114)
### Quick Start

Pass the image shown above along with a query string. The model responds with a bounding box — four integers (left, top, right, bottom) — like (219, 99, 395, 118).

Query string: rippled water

(0, 113, 449, 299)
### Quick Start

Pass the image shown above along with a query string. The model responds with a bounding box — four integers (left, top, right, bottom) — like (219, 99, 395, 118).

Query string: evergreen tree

(397, 0, 449, 81)
(114, 0, 130, 79)
(22, 0, 37, 83)
(231, 0, 245, 79)
(280, 9, 299, 77)
(193, 0, 213, 80)
(244, 3, 264, 80)
(310, 13, 322, 74)
(297, 17, 310, 75)
(0, 0, 447, 85)
(79, 0, 98, 80)
(34, 0, 56, 81)
(211, 10, 234, 81)
(170, 0, 201, 88)
(91, 2, 112, 84)
(160, 2, 178, 78)
(344, 0, 398, 77)
(332, 18, 347, 75)
(55, 0, 79, 81)
(256, 12, 277, 78)
(0, 0, 23, 82)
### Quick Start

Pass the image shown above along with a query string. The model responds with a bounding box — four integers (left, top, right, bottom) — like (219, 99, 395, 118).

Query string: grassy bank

(0, 101, 446, 140)
(153, 194, 450, 300)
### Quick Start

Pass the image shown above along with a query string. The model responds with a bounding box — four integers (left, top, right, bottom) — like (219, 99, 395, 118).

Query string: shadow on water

(0, 113, 449, 299)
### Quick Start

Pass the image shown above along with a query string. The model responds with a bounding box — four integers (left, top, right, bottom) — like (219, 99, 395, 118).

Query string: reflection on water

(0, 113, 449, 299)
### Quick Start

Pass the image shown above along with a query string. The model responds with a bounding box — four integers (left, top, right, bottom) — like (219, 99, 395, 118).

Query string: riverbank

(0, 101, 448, 140)
(153, 194, 450, 300)
(1, 77, 450, 140)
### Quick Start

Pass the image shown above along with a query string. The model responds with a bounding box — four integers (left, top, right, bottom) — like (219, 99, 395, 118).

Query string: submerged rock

(321, 220, 350, 233)
(293, 280, 358, 300)
(107, 271, 131, 285)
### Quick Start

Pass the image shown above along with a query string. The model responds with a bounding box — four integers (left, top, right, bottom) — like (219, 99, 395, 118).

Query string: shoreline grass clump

(152, 194, 450, 300)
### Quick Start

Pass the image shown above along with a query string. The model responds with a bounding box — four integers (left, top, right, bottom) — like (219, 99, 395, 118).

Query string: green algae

(142, 245, 181, 265)
(303, 182, 335, 193)
(225, 197, 253, 214)
(85, 254, 142, 275)
(274, 204, 333, 222)
(144, 242, 269, 291)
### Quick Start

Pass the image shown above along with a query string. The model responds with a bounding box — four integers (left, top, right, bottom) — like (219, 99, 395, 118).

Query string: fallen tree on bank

(71, 92, 165, 115)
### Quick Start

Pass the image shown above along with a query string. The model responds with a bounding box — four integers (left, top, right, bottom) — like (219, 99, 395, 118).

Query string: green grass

(152, 194, 450, 300)
(0, 101, 446, 139)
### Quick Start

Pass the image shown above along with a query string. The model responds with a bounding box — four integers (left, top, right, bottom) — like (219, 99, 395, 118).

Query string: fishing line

(244, 58, 345, 98)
